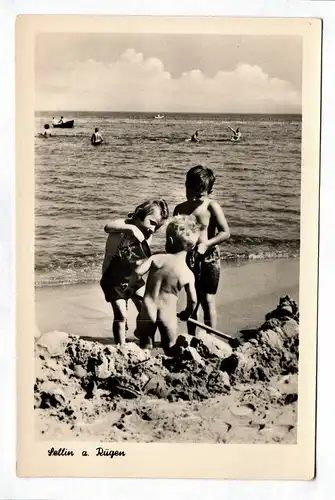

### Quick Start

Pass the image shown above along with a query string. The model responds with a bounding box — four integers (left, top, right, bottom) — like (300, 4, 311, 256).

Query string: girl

(100, 199, 169, 344)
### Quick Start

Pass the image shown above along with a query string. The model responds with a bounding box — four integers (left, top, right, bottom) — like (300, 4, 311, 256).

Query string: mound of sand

(35, 296, 299, 443)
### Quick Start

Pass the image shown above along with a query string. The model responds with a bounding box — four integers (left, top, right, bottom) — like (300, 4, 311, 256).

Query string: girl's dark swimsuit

(186, 245, 221, 295)
(100, 234, 151, 302)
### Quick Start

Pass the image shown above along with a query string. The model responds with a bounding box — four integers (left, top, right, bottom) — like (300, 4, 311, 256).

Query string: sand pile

(35, 295, 299, 431)
(222, 295, 299, 384)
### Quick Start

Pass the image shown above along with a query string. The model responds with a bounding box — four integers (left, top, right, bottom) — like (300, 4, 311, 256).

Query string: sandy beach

(35, 257, 299, 340)
(34, 257, 300, 444)
(35, 290, 299, 444)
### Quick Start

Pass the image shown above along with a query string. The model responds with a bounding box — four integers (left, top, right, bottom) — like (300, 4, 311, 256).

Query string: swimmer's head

(44, 124, 50, 129)
(128, 199, 169, 237)
(165, 215, 201, 253)
(95, 127, 99, 132)
(185, 165, 216, 201)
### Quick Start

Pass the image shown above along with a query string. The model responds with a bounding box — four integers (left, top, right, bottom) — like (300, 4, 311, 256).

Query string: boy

(130, 215, 200, 354)
(173, 165, 230, 335)
(91, 127, 103, 146)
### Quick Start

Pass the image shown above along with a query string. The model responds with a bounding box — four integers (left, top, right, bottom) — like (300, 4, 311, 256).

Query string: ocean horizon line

(36, 110, 302, 117)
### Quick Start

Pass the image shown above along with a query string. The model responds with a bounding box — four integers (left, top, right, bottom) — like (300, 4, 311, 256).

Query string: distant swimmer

(190, 130, 199, 142)
(228, 126, 242, 142)
(91, 127, 103, 146)
(41, 124, 52, 138)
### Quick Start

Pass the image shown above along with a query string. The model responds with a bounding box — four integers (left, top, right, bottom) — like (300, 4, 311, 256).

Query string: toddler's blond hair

(166, 215, 201, 252)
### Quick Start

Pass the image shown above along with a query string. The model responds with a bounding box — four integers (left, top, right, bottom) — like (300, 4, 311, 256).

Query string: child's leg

(199, 258, 220, 329)
(200, 293, 217, 328)
(111, 299, 128, 345)
(132, 294, 143, 313)
(187, 321, 197, 336)
(138, 321, 157, 351)
(134, 301, 157, 350)
(186, 303, 199, 336)
(186, 250, 200, 335)
(158, 309, 178, 355)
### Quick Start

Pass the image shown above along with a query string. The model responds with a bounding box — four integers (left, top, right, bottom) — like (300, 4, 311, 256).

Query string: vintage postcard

(16, 15, 321, 479)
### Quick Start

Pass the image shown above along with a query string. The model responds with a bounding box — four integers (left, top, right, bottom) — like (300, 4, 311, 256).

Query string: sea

(35, 111, 301, 287)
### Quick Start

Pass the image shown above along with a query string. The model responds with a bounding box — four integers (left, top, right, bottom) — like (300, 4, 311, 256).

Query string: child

(91, 127, 103, 146)
(173, 165, 230, 335)
(100, 199, 169, 345)
(43, 124, 52, 137)
(228, 126, 242, 142)
(191, 130, 199, 142)
(130, 215, 200, 354)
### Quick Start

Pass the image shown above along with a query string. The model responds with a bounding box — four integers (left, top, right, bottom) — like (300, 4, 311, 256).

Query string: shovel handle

(177, 314, 240, 347)
(177, 314, 234, 342)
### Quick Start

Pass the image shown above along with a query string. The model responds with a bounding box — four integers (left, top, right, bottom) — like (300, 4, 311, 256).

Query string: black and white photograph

(16, 15, 320, 479)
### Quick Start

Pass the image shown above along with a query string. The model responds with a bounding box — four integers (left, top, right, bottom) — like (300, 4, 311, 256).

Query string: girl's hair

(186, 165, 216, 195)
(128, 199, 169, 228)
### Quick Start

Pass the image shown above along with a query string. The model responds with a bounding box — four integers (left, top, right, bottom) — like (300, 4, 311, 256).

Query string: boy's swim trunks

(100, 234, 151, 302)
(186, 245, 221, 295)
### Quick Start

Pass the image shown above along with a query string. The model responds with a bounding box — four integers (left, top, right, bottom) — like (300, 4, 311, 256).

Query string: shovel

(178, 314, 240, 348)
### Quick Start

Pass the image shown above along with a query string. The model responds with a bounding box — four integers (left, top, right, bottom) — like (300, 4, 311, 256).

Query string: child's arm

(179, 276, 197, 321)
(197, 201, 230, 254)
(104, 219, 144, 241)
(134, 256, 153, 277)
(128, 257, 153, 291)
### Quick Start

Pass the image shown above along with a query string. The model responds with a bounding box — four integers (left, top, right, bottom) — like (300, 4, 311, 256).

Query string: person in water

(191, 130, 199, 142)
(130, 215, 200, 355)
(228, 126, 242, 141)
(91, 127, 103, 145)
(42, 124, 52, 137)
(174, 165, 230, 335)
(100, 199, 169, 345)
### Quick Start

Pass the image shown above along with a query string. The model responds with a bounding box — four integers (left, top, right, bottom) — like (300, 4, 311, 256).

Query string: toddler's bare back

(144, 253, 192, 304)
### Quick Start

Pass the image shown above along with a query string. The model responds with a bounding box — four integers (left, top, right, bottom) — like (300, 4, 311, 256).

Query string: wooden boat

(52, 119, 74, 129)
(154, 114, 164, 119)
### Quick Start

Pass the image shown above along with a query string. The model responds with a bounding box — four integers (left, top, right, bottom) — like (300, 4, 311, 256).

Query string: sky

(35, 33, 302, 114)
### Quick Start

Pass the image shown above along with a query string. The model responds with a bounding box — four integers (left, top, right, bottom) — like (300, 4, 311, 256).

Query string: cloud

(36, 49, 301, 113)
